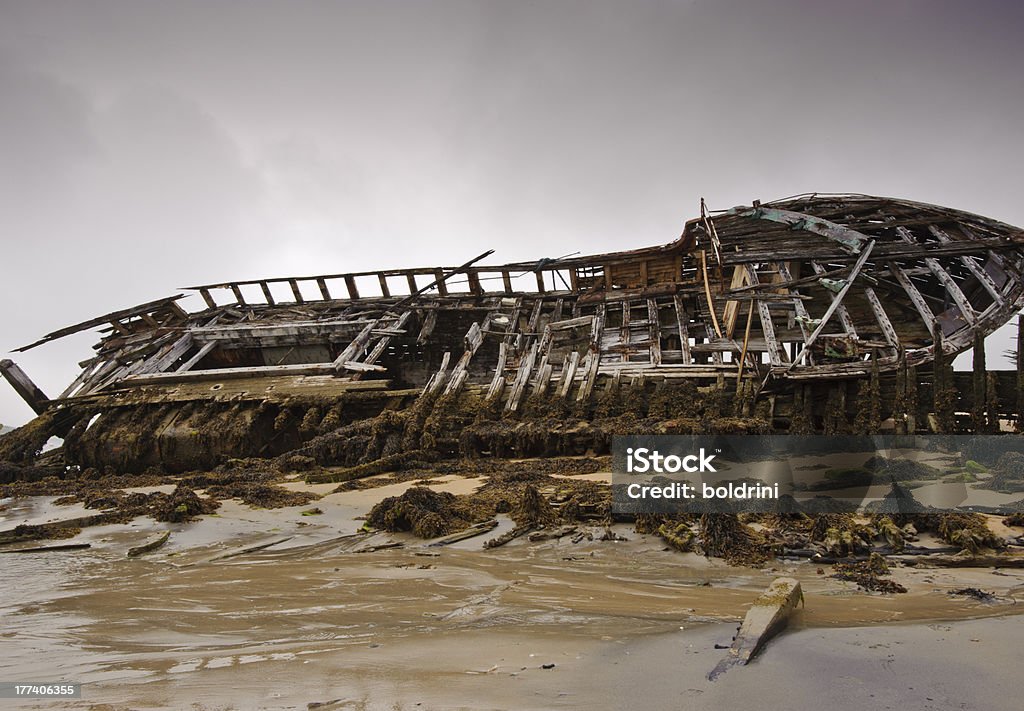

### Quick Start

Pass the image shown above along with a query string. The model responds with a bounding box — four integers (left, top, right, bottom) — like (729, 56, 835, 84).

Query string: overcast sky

(2, 0, 1023, 425)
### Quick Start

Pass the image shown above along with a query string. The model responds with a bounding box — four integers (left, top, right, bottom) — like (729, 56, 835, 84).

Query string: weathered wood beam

(745, 265, 787, 366)
(443, 320, 486, 395)
(343, 275, 359, 300)
(863, 286, 900, 350)
(557, 350, 580, 399)
(647, 298, 662, 366)
(506, 342, 538, 412)
(176, 341, 217, 373)
(889, 261, 936, 331)
(199, 289, 217, 309)
(673, 294, 692, 365)
(0, 360, 50, 414)
(260, 281, 276, 305)
(424, 351, 451, 395)
(774, 261, 813, 348)
(417, 310, 437, 345)
(316, 278, 332, 300)
(486, 342, 509, 401)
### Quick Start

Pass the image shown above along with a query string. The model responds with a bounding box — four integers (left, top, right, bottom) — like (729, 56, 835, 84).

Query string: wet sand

(2, 477, 1023, 710)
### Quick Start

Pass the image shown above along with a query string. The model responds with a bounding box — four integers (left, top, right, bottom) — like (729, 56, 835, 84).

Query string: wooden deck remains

(6, 193, 1024, 416)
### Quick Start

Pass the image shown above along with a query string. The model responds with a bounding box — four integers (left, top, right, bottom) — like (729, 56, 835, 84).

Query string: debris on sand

(709, 577, 803, 680)
(657, 520, 695, 552)
(810, 513, 872, 557)
(831, 553, 907, 594)
(204, 482, 320, 509)
(934, 512, 1005, 553)
(699, 513, 769, 566)
(982, 453, 1024, 493)
(150, 484, 221, 523)
(367, 486, 487, 538)
(1003, 513, 1024, 527)
(512, 484, 559, 527)
(127, 531, 170, 557)
(948, 587, 997, 602)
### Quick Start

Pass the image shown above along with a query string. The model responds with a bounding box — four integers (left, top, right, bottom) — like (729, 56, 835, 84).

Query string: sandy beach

(2, 471, 1023, 711)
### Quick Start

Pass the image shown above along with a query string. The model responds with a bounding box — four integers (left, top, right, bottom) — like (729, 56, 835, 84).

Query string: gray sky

(2, 0, 1023, 426)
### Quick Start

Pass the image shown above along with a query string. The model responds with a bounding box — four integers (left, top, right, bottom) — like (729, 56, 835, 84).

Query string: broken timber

(708, 577, 803, 680)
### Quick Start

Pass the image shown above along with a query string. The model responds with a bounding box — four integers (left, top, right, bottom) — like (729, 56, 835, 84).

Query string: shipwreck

(3, 193, 1024, 474)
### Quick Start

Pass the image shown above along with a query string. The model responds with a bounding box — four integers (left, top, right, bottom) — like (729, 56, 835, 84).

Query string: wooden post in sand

(709, 577, 803, 680)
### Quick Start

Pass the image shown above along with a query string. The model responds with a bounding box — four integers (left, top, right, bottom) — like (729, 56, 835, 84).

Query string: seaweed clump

(983, 453, 1024, 493)
(831, 552, 906, 594)
(698, 513, 769, 566)
(367, 486, 487, 538)
(204, 482, 320, 509)
(935, 512, 1005, 553)
(512, 484, 559, 526)
(149, 484, 221, 523)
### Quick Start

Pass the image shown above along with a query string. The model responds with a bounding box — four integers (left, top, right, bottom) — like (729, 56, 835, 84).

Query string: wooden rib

(810, 262, 858, 337)
(260, 281, 276, 305)
(722, 265, 749, 338)
(647, 298, 662, 366)
(377, 274, 391, 298)
(743, 265, 786, 366)
(775, 262, 813, 344)
(486, 342, 509, 401)
(928, 226, 1002, 301)
(895, 227, 975, 322)
(199, 289, 217, 309)
(416, 310, 438, 345)
(344, 276, 359, 300)
(552, 297, 564, 322)
(176, 341, 217, 372)
(619, 301, 631, 363)
(557, 350, 580, 398)
(230, 285, 246, 306)
(864, 286, 900, 349)
(673, 294, 692, 364)
(705, 324, 724, 366)
(889, 262, 936, 331)
(406, 273, 418, 294)
(505, 342, 538, 412)
(317, 278, 332, 300)
(424, 351, 451, 395)
(443, 320, 485, 395)
(288, 279, 305, 303)
(700, 251, 723, 337)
